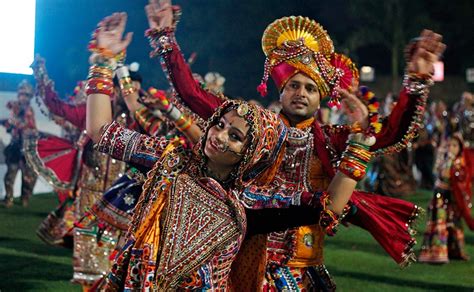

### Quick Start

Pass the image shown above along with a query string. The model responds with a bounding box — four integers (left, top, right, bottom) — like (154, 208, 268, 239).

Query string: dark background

(1, 0, 473, 105)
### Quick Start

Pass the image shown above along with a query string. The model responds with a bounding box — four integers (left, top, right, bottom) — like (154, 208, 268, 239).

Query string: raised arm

(31, 56, 87, 129)
(373, 30, 445, 154)
(331, 30, 446, 155)
(85, 13, 176, 169)
(140, 87, 203, 143)
(86, 12, 132, 142)
(145, 0, 223, 120)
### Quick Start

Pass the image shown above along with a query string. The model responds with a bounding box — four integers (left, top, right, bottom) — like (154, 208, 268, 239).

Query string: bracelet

(116, 66, 137, 96)
(166, 105, 182, 121)
(85, 78, 114, 96)
(88, 64, 114, 79)
(148, 87, 182, 120)
(148, 87, 172, 111)
(175, 114, 192, 131)
(86, 63, 114, 96)
(145, 27, 175, 57)
(403, 72, 434, 95)
(134, 107, 161, 135)
(89, 53, 119, 71)
(338, 139, 373, 181)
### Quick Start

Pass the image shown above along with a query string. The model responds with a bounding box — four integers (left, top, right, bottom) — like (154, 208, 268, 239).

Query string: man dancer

(1, 80, 38, 207)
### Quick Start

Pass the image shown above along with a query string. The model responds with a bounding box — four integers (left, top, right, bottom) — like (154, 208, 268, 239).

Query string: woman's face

(204, 110, 250, 168)
(448, 138, 461, 157)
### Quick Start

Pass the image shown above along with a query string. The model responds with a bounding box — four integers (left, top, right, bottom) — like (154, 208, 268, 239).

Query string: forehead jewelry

(237, 103, 249, 116)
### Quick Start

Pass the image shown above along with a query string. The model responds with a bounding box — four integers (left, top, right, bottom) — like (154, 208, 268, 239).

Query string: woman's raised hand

(96, 12, 133, 55)
(145, 0, 173, 30)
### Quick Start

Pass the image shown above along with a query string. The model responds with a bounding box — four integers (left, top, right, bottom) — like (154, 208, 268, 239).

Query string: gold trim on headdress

(262, 16, 334, 58)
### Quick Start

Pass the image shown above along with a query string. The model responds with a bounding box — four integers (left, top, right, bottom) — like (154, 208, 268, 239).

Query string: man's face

(17, 92, 31, 104)
(279, 73, 320, 124)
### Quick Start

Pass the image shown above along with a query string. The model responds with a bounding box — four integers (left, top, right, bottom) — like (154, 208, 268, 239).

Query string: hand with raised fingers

(406, 30, 446, 78)
(337, 80, 369, 129)
(30, 54, 49, 83)
(95, 12, 133, 55)
(145, 0, 173, 30)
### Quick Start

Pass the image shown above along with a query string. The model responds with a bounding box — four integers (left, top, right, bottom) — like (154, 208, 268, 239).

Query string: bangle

(338, 139, 373, 181)
(403, 72, 434, 95)
(167, 105, 182, 121)
(116, 66, 137, 96)
(175, 114, 192, 131)
(148, 87, 172, 112)
(88, 64, 113, 79)
(89, 53, 119, 71)
(86, 63, 114, 96)
(85, 78, 114, 96)
(145, 27, 176, 57)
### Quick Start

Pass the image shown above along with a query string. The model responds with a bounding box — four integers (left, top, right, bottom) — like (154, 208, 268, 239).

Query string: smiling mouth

(209, 139, 227, 152)
(292, 100, 308, 107)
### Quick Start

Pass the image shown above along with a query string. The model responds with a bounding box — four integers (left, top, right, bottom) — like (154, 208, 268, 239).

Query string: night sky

(1, 0, 473, 103)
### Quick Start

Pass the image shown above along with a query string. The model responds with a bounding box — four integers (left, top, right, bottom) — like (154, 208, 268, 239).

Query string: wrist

(316, 192, 339, 236)
(403, 71, 434, 95)
(115, 65, 137, 97)
(338, 136, 374, 181)
(85, 63, 114, 96)
(145, 27, 176, 57)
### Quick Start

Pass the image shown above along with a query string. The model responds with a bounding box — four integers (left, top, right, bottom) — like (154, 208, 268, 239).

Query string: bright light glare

(433, 61, 444, 82)
(361, 66, 373, 74)
(0, 0, 36, 75)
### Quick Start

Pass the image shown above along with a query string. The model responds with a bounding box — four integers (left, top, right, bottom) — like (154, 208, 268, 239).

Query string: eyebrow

(290, 80, 317, 87)
(221, 115, 246, 137)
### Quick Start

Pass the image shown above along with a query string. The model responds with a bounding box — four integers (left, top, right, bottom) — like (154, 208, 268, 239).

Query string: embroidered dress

(29, 61, 129, 285)
(419, 153, 474, 263)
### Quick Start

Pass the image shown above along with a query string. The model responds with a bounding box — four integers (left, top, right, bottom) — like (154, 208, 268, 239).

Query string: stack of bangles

(85, 63, 114, 96)
(115, 65, 137, 97)
(149, 88, 192, 132)
(338, 139, 373, 181)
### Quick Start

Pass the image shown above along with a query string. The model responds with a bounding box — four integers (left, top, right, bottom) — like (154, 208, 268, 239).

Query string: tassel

(257, 82, 268, 97)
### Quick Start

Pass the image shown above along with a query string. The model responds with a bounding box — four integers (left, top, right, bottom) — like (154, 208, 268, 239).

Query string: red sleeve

(160, 41, 223, 120)
(372, 88, 421, 151)
(451, 158, 474, 230)
(42, 82, 86, 129)
(322, 87, 426, 165)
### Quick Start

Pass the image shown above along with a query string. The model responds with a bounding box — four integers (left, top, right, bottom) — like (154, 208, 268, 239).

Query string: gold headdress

(258, 16, 357, 108)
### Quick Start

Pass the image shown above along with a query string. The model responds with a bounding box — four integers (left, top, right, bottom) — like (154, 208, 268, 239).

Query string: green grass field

(0, 191, 473, 291)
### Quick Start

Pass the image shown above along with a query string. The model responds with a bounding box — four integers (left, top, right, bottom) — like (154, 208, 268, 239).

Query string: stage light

(467, 68, 474, 83)
(433, 61, 444, 82)
(0, 0, 36, 75)
(360, 66, 375, 82)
